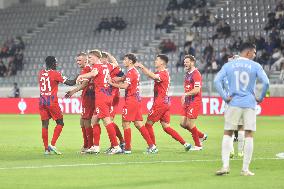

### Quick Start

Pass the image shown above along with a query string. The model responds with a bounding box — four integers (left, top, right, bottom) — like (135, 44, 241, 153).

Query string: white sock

(238, 131, 245, 153)
(242, 137, 254, 171)
(222, 135, 233, 168)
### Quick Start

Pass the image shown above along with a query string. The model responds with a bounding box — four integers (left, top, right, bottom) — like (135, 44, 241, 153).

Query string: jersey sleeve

(53, 71, 67, 83)
(80, 66, 91, 81)
(110, 67, 121, 78)
(155, 71, 166, 82)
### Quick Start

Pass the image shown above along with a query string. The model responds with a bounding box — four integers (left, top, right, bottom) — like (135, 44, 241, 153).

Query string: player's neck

(127, 64, 134, 70)
(188, 67, 196, 73)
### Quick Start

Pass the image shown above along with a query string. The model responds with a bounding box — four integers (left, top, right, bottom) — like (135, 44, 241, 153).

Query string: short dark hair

(239, 42, 256, 52)
(124, 53, 137, 63)
(184, 54, 196, 62)
(157, 54, 168, 64)
(45, 56, 57, 69)
(101, 51, 108, 58)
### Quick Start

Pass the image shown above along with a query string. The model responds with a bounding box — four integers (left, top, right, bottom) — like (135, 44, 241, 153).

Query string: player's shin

(51, 125, 63, 146)
(222, 135, 233, 169)
(42, 127, 48, 150)
(145, 123, 156, 145)
(243, 137, 253, 172)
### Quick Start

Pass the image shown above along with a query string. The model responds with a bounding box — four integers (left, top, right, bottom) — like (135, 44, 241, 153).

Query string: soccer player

(76, 50, 122, 155)
(65, 52, 95, 153)
(38, 56, 77, 155)
(108, 53, 157, 154)
(214, 42, 269, 176)
(223, 55, 245, 158)
(134, 54, 192, 151)
(180, 55, 207, 151)
(100, 51, 125, 150)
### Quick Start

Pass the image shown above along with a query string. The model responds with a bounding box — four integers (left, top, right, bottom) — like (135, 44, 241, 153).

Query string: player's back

(38, 69, 66, 105)
(224, 57, 265, 108)
(92, 63, 111, 96)
(154, 70, 170, 104)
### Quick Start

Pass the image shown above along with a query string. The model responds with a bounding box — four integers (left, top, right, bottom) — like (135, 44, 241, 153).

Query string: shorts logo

(96, 107, 100, 114)
(122, 108, 127, 117)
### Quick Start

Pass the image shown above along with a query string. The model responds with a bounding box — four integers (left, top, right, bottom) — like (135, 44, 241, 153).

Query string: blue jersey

(214, 57, 269, 109)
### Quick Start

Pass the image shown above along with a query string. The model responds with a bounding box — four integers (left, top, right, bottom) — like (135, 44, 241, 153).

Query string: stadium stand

(0, 0, 283, 97)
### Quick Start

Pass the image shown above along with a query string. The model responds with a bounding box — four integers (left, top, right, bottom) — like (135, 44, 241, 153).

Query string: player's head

(239, 42, 256, 60)
(100, 51, 108, 64)
(123, 53, 137, 67)
(76, 52, 87, 68)
(45, 56, 57, 70)
(183, 54, 196, 71)
(88, 49, 102, 65)
(155, 54, 168, 70)
(228, 54, 240, 62)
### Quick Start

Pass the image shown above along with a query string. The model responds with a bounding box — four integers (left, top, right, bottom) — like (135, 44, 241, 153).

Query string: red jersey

(91, 63, 112, 96)
(184, 68, 202, 105)
(80, 65, 94, 100)
(153, 70, 170, 105)
(38, 69, 67, 105)
(125, 67, 141, 101)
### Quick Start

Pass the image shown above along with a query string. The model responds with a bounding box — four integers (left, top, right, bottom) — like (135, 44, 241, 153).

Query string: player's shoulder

(193, 68, 202, 77)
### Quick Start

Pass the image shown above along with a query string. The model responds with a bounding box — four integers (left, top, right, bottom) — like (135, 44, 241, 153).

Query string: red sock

(81, 127, 88, 148)
(51, 125, 63, 146)
(85, 127, 93, 148)
(145, 123, 156, 145)
(106, 123, 118, 147)
(42, 127, 48, 150)
(139, 126, 154, 147)
(113, 123, 124, 143)
(93, 124, 101, 146)
(124, 128, 131, 151)
(189, 127, 201, 147)
(163, 127, 186, 145)
(195, 125, 204, 138)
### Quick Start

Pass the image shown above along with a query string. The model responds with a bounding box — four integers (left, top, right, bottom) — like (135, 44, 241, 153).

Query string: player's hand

(134, 62, 143, 69)
(225, 96, 232, 103)
(65, 91, 74, 98)
(255, 96, 262, 104)
(76, 75, 83, 83)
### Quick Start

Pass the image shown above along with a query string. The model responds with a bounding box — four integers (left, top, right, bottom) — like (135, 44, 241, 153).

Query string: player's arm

(64, 78, 77, 86)
(65, 80, 88, 98)
(214, 67, 231, 102)
(108, 76, 129, 89)
(256, 65, 270, 103)
(134, 62, 160, 81)
(76, 69, 98, 83)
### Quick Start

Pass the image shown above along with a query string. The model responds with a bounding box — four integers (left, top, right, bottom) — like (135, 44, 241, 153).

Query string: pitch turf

(0, 114, 283, 189)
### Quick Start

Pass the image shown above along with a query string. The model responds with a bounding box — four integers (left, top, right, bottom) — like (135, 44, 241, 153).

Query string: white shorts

(224, 106, 256, 131)
(225, 104, 243, 126)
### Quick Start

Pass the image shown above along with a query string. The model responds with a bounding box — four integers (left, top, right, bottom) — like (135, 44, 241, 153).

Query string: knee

(56, 119, 64, 126)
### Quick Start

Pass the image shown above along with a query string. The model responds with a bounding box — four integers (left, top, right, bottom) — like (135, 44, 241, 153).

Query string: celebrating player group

(38, 50, 208, 155)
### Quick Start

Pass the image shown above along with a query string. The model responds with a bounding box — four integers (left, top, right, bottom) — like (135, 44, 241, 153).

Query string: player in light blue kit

(214, 42, 269, 176)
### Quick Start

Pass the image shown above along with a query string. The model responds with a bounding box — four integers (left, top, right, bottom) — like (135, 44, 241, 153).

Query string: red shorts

(182, 102, 201, 119)
(110, 94, 120, 118)
(81, 98, 95, 119)
(147, 103, 170, 123)
(95, 95, 112, 119)
(39, 103, 63, 121)
(122, 98, 142, 122)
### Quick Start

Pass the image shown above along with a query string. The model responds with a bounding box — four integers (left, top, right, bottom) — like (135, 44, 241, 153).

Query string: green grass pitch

(0, 114, 283, 189)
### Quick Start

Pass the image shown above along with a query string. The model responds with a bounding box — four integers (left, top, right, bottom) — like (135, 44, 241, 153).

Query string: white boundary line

(0, 157, 282, 170)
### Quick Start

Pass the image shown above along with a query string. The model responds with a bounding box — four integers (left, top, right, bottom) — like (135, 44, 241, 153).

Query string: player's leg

(122, 120, 131, 153)
(42, 119, 49, 154)
(237, 125, 245, 157)
(216, 106, 241, 175)
(80, 118, 88, 152)
(86, 115, 100, 154)
(91, 113, 101, 149)
(134, 120, 156, 150)
(241, 108, 256, 176)
(186, 118, 203, 150)
(161, 121, 191, 151)
(111, 116, 125, 147)
(102, 117, 121, 154)
(84, 118, 93, 149)
(144, 120, 156, 145)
